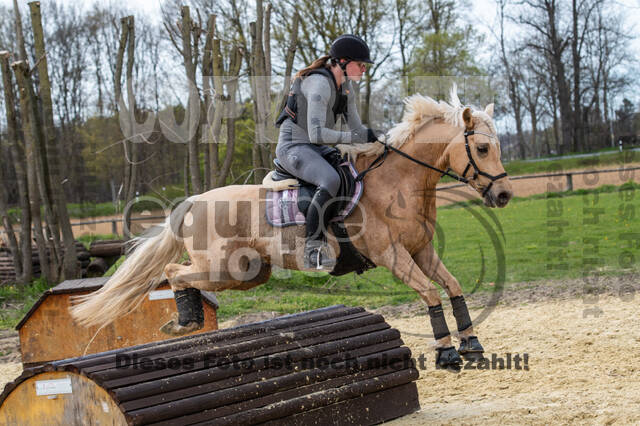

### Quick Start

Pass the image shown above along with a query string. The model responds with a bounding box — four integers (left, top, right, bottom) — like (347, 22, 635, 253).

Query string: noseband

(356, 129, 508, 198)
(461, 130, 508, 197)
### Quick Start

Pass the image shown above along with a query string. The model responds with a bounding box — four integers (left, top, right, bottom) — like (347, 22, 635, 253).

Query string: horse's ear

(484, 103, 494, 118)
(462, 107, 473, 130)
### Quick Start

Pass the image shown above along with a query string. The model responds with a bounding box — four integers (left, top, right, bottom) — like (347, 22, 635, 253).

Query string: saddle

(262, 148, 375, 276)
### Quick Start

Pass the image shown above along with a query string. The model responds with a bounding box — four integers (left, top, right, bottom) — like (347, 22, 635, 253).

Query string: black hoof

(435, 346, 462, 371)
(458, 336, 485, 361)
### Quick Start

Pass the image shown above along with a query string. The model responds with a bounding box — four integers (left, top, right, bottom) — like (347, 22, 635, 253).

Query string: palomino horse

(71, 87, 513, 369)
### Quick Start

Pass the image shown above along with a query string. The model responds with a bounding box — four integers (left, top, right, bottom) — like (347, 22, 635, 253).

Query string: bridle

(355, 129, 508, 198)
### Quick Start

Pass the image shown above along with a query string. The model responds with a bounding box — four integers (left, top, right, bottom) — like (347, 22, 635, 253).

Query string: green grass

(503, 149, 638, 176)
(0, 278, 50, 329)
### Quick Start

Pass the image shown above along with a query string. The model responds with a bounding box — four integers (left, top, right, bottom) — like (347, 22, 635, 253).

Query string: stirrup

(304, 241, 336, 270)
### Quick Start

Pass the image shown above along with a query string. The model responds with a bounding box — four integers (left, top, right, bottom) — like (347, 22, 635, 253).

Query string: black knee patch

(451, 295, 472, 332)
(428, 304, 450, 340)
(174, 288, 204, 326)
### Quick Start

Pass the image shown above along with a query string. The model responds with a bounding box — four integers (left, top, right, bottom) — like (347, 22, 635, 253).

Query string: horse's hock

(1, 305, 420, 425)
(16, 277, 219, 367)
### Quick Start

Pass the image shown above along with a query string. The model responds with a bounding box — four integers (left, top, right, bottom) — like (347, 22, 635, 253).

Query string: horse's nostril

(497, 191, 511, 203)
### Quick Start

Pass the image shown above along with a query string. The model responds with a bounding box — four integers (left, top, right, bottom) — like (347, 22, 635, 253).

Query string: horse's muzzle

(483, 188, 513, 208)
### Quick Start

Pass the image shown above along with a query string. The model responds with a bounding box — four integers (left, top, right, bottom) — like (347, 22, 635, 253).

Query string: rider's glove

(366, 128, 385, 143)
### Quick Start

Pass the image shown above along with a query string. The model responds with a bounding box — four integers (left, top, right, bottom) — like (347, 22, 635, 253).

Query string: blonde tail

(70, 198, 194, 327)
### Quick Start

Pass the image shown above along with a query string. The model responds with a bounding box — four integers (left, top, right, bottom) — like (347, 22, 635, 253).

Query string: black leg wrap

(428, 304, 451, 340)
(451, 295, 473, 332)
(174, 288, 204, 326)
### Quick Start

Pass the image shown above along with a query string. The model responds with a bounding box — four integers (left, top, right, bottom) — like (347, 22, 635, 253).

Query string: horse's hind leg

(160, 262, 215, 336)
(413, 243, 485, 361)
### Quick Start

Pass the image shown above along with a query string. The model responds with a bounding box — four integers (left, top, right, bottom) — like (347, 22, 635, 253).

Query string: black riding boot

(304, 187, 336, 270)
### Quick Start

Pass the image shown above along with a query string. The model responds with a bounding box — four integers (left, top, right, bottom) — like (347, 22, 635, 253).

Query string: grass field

(503, 149, 638, 176)
(1, 181, 638, 327)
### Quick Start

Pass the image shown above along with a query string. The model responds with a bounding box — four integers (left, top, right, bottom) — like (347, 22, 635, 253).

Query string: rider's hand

(366, 128, 385, 143)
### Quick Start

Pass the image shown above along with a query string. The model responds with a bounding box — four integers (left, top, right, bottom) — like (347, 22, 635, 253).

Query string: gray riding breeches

(275, 120, 341, 196)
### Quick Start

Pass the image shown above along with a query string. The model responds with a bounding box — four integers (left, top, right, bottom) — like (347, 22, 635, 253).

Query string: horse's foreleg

(375, 245, 462, 370)
(413, 243, 485, 360)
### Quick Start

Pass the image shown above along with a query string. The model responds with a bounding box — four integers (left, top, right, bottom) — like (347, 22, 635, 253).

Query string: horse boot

(304, 187, 337, 270)
(160, 288, 204, 336)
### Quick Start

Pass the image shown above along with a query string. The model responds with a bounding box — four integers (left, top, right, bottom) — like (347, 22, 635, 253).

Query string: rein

(355, 130, 508, 197)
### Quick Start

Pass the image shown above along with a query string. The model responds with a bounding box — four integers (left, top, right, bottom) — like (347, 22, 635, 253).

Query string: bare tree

(202, 14, 244, 188)
(518, 0, 573, 154)
(30, 1, 78, 279)
(11, 60, 52, 283)
(248, 0, 272, 183)
(0, 147, 22, 280)
(496, 0, 526, 159)
(177, 6, 204, 193)
(0, 52, 31, 283)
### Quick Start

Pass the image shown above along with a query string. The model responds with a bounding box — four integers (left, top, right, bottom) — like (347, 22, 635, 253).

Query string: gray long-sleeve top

(278, 73, 369, 147)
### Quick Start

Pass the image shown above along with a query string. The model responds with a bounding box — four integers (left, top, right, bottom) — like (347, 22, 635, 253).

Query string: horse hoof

(160, 313, 203, 336)
(435, 346, 462, 371)
(458, 336, 485, 361)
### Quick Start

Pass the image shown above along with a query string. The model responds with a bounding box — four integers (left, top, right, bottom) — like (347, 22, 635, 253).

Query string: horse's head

(445, 104, 513, 208)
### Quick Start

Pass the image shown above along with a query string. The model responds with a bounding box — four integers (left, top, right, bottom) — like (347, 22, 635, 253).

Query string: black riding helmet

(329, 34, 374, 64)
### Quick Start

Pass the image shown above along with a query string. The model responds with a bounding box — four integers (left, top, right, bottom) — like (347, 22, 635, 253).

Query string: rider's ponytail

(295, 55, 332, 79)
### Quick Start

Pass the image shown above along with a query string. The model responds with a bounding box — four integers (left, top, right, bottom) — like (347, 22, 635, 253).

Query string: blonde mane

(337, 84, 496, 159)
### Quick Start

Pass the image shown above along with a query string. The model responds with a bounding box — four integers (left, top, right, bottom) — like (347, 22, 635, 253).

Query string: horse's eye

(477, 145, 489, 154)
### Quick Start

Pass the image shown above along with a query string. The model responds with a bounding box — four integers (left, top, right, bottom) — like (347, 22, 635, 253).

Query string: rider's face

(345, 61, 368, 81)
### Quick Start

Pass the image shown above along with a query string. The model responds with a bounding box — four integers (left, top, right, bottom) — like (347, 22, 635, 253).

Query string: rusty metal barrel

(0, 305, 421, 425)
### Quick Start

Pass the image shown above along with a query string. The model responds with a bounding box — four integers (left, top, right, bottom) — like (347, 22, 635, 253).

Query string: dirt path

(386, 274, 640, 425)
(1, 275, 639, 424)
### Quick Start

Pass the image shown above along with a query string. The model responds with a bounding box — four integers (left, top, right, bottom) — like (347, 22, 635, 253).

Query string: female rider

(275, 34, 381, 270)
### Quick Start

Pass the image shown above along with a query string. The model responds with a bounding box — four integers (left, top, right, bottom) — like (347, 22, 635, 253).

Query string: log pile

(86, 240, 125, 277)
(1, 305, 420, 424)
(0, 241, 92, 283)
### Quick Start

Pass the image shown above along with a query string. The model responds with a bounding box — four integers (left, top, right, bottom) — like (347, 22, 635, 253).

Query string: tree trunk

(124, 16, 138, 205)
(114, 16, 130, 232)
(12, 0, 28, 62)
(183, 154, 190, 197)
(277, 11, 300, 115)
(0, 162, 22, 280)
(0, 52, 31, 284)
(202, 15, 216, 189)
(249, 0, 272, 183)
(530, 105, 539, 157)
(571, 0, 582, 153)
(216, 46, 243, 187)
(29, 1, 78, 280)
(12, 60, 51, 283)
(181, 6, 203, 194)
(210, 36, 225, 185)
(201, 16, 214, 191)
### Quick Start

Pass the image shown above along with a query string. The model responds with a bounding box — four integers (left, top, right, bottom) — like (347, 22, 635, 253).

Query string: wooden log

(85, 257, 117, 277)
(89, 240, 125, 257)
